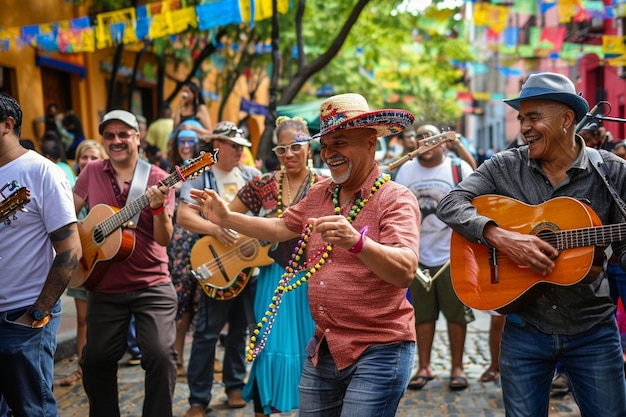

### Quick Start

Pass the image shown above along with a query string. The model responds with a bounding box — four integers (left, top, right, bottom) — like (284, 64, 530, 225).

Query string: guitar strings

(194, 237, 262, 285)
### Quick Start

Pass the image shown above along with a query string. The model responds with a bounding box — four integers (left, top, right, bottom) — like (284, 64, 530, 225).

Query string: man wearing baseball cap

(187, 94, 420, 416)
(73, 109, 178, 417)
(437, 72, 626, 415)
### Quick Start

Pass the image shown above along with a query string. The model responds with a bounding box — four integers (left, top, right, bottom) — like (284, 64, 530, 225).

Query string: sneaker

(127, 355, 142, 366)
(551, 373, 571, 395)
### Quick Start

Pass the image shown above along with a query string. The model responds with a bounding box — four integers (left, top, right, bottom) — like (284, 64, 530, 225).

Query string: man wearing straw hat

(437, 72, 626, 416)
(189, 93, 420, 417)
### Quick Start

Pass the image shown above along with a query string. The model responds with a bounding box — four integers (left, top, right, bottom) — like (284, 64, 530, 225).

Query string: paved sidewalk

(53, 295, 581, 416)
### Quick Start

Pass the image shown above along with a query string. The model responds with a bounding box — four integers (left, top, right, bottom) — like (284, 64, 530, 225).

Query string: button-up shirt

(282, 166, 419, 370)
(437, 139, 626, 334)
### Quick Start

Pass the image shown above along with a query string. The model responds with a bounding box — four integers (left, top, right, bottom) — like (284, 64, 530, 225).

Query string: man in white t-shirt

(395, 124, 475, 392)
(0, 94, 82, 416)
(177, 121, 260, 416)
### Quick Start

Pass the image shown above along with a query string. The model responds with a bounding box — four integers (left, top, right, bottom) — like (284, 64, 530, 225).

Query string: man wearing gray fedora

(437, 72, 626, 416)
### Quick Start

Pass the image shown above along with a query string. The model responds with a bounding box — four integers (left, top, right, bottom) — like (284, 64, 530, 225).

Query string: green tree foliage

(93, 0, 477, 138)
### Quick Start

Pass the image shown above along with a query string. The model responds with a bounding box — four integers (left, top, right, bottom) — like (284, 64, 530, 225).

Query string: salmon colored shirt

(282, 166, 419, 370)
(73, 159, 175, 293)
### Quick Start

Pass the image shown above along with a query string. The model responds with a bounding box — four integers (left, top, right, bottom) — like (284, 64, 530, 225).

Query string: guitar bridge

(192, 264, 213, 280)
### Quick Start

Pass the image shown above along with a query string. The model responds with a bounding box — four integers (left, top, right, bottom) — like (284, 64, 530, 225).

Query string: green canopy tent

(276, 99, 325, 133)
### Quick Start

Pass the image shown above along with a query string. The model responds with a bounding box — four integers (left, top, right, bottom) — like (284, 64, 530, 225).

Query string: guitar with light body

(450, 195, 610, 314)
(0, 183, 30, 225)
(70, 152, 216, 289)
(190, 233, 274, 300)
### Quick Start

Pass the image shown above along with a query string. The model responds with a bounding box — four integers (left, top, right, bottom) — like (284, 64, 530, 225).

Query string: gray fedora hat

(503, 73, 589, 122)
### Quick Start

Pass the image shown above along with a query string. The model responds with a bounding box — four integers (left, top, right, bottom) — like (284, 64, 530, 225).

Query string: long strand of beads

(246, 173, 390, 361)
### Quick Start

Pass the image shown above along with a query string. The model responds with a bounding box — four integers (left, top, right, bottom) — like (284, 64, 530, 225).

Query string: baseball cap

(99, 110, 140, 134)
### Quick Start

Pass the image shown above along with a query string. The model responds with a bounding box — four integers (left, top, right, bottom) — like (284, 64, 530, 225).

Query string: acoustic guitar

(190, 234, 274, 300)
(0, 183, 30, 224)
(70, 152, 216, 290)
(450, 195, 610, 314)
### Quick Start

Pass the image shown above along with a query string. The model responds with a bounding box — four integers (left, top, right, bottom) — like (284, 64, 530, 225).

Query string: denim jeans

(501, 315, 626, 417)
(187, 280, 255, 407)
(0, 299, 61, 417)
(299, 340, 415, 417)
(607, 263, 626, 305)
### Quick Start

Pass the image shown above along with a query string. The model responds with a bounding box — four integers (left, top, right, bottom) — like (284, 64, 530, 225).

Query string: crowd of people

(2, 72, 626, 417)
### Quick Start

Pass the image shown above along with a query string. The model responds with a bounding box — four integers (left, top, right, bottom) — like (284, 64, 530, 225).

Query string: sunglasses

(177, 139, 197, 147)
(103, 131, 136, 141)
(272, 143, 305, 156)
(217, 139, 243, 149)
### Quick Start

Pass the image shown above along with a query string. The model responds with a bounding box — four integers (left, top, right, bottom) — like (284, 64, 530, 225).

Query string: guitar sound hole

(238, 241, 257, 259)
(93, 227, 105, 245)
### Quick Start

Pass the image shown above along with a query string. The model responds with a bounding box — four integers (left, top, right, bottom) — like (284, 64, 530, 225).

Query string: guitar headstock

(178, 150, 218, 182)
(417, 131, 457, 148)
(0, 186, 30, 224)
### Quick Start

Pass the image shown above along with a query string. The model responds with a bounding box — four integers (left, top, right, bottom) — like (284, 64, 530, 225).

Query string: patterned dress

(239, 170, 318, 414)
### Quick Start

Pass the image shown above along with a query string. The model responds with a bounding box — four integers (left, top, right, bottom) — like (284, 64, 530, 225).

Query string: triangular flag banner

(197, 0, 242, 31)
(70, 17, 91, 30)
(560, 42, 582, 60)
(540, 26, 566, 51)
(136, 16, 152, 40)
(513, 0, 537, 14)
(36, 33, 59, 52)
(109, 22, 125, 44)
(21, 25, 40, 45)
(602, 35, 626, 57)
(503, 27, 519, 47)
(540, 0, 557, 13)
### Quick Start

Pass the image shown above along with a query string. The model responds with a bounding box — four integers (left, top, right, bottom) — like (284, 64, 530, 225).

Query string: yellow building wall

(0, 0, 269, 156)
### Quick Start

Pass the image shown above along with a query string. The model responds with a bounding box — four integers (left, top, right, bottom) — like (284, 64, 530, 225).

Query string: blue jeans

(0, 300, 61, 417)
(607, 263, 626, 305)
(501, 315, 626, 417)
(187, 280, 255, 407)
(299, 339, 415, 417)
(126, 314, 141, 359)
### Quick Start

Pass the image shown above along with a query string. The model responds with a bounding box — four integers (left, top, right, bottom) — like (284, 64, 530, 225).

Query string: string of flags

(0, 0, 290, 54)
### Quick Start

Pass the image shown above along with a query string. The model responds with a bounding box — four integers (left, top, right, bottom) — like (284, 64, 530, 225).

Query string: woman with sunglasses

(228, 116, 321, 417)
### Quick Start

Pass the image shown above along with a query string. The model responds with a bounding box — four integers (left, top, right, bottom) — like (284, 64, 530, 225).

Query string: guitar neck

(559, 223, 626, 249)
(96, 171, 182, 237)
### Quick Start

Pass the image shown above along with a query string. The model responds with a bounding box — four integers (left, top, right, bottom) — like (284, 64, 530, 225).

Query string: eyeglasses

(103, 131, 136, 141)
(177, 139, 197, 147)
(272, 143, 305, 156)
(214, 126, 244, 138)
(217, 139, 243, 149)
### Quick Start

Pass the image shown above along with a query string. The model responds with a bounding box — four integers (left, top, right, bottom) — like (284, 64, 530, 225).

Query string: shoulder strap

(451, 157, 462, 186)
(587, 147, 626, 221)
(127, 158, 151, 227)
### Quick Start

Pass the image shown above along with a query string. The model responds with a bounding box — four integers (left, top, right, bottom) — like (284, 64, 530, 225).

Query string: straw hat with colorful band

(208, 121, 252, 147)
(311, 93, 415, 139)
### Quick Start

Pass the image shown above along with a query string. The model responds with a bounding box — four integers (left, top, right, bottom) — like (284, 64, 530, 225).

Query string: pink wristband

(349, 226, 368, 254)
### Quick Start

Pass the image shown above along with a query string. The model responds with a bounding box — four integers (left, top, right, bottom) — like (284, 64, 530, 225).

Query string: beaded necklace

(276, 169, 316, 218)
(247, 173, 390, 361)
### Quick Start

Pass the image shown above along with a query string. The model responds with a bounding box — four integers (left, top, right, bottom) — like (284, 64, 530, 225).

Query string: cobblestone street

(53, 300, 580, 417)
